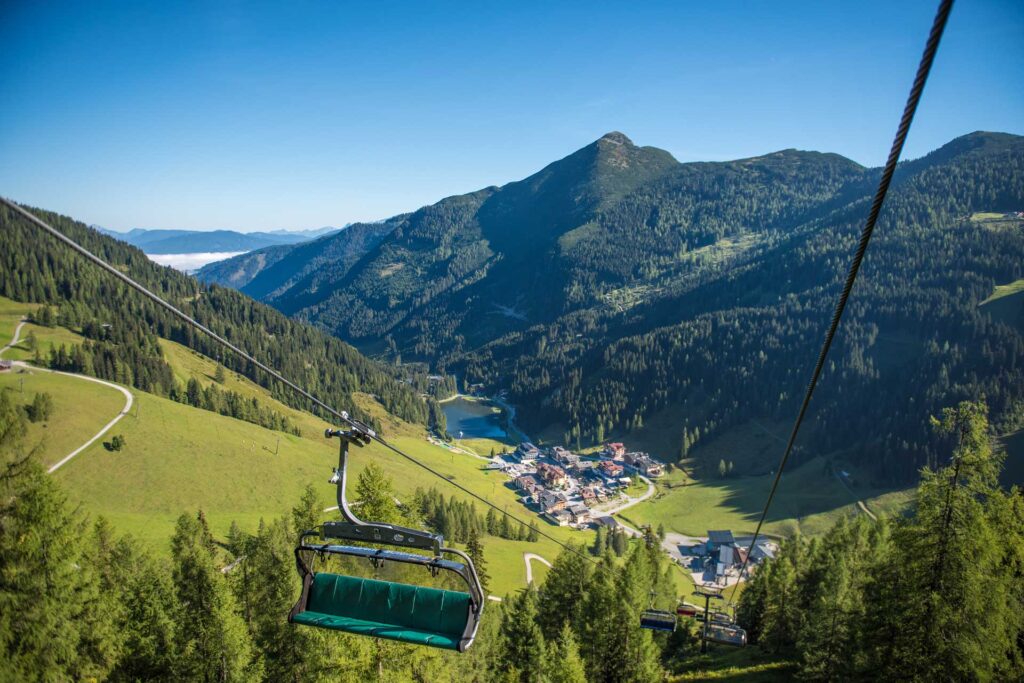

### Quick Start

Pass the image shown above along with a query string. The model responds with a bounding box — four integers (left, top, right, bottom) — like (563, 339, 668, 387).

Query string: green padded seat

(291, 573, 472, 650)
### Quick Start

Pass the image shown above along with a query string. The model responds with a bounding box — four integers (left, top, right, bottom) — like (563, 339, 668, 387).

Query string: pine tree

(865, 401, 1016, 681)
(536, 545, 592, 640)
(611, 528, 628, 556)
(355, 463, 401, 524)
(170, 513, 254, 681)
(796, 517, 871, 680)
(214, 364, 226, 383)
(466, 527, 490, 594)
(498, 586, 546, 682)
(527, 521, 539, 542)
(759, 536, 804, 653)
(592, 526, 607, 556)
(239, 517, 364, 682)
(98, 528, 178, 681)
(0, 392, 119, 680)
(545, 622, 587, 683)
(25, 391, 54, 423)
(291, 483, 323, 533)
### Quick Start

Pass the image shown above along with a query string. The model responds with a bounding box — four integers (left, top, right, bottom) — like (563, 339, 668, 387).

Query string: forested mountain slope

(192, 131, 1024, 483)
(198, 219, 399, 296)
(0, 205, 445, 431)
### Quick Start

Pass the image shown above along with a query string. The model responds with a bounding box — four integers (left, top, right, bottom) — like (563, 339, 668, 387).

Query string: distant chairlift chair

(289, 418, 485, 652)
(640, 591, 678, 632)
(640, 609, 678, 632)
(705, 621, 748, 647)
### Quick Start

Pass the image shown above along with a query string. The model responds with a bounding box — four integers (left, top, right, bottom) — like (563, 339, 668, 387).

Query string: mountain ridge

(197, 129, 1024, 483)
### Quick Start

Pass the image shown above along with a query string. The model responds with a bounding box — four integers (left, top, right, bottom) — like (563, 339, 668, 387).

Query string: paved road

(1, 320, 134, 473)
(524, 552, 552, 584)
(603, 474, 655, 516)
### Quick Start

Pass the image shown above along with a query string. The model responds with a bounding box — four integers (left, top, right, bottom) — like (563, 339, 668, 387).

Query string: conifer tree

(466, 527, 490, 594)
(759, 537, 803, 653)
(291, 483, 323, 533)
(170, 512, 254, 682)
(865, 401, 1016, 680)
(0, 393, 119, 680)
(101, 530, 179, 681)
(355, 462, 401, 524)
(545, 622, 587, 683)
(239, 517, 364, 682)
(499, 586, 546, 683)
(592, 526, 606, 556)
(536, 544, 592, 640)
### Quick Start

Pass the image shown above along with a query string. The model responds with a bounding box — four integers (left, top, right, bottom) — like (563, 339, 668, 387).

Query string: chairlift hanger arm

(324, 426, 443, 553)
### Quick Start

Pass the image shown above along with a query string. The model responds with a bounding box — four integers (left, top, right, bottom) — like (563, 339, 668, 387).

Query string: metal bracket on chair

(321, 520, 442, 552)
(324, 422, 444, 555)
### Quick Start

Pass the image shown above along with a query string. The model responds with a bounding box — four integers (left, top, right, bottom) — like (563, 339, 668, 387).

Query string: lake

(441, 397, 507, 439)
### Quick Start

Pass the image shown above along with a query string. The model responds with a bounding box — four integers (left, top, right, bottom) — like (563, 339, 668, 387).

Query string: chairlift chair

(640, 609, 678, 632)
(289, 419, 485, 652)
(705, 621, 748, 647)
(640, 590, 677, 632)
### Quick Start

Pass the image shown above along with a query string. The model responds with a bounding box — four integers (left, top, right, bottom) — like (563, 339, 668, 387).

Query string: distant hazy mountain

(197, 220, 400, 291)
(97, 226, 341, 254)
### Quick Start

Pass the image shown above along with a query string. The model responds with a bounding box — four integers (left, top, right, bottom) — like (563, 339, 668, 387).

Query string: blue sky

(1, 1, 1021, 232)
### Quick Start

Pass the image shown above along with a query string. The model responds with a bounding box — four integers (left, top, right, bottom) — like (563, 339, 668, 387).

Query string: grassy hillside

(0, 299, 584, 596)
(618, 449, 913, 540)
(0, 369, 127, 470)
(980, 278, 1024, 333)
(0, 297, 33, 348)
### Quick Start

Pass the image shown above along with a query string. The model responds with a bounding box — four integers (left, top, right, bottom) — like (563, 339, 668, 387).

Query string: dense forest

(0, 204, 445, 434)
(203, 131, 1024, 484)
(736, 401, 1024, 681)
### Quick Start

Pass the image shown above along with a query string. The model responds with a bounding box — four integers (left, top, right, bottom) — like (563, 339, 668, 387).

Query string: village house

(599, 460, 625, 479)
(549, 447, 581, 468)
(0, 360, 12, 372)
(538, 490, 568, 514)
(536, 462, 568, 488)
(514, 474, 541, 495)
(623, 451, 665, 477)
(550, 446, 574, 462)
(514, 441, 540, 465)
(604, 442, 626, 460)
(567, 503, 591, 525)
(546, 509, 572, 526)
(706, 530, 735, 553)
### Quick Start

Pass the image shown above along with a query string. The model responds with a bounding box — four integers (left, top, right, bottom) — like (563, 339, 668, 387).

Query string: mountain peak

(598, 131, 633, 146)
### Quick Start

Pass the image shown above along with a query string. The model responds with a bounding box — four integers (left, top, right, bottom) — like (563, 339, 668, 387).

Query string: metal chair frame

(289, 420, 484, 651)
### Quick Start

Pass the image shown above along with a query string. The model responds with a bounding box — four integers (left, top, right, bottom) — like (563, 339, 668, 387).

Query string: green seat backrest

(308, 573, 471, 636)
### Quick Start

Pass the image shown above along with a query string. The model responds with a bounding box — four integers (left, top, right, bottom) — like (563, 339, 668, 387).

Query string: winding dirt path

(524, 552, 552, 584)
(1, 319, 133, 473)
(0, 320, 27, 355)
